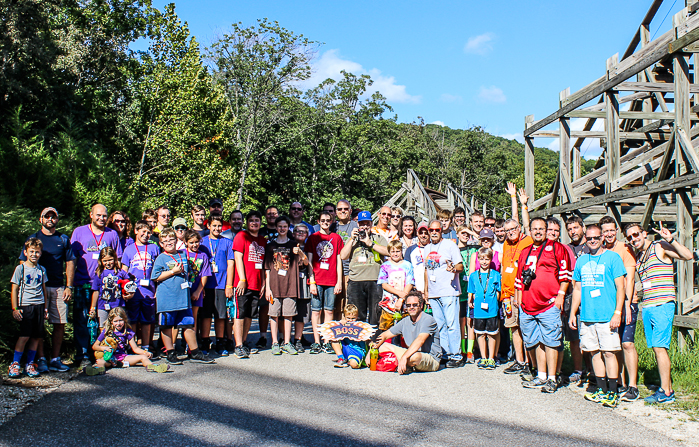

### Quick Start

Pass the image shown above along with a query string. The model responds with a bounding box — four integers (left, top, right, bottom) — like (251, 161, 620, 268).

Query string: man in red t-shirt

(514, 217, 572, 393)
(306, 211, 344, 354)
(232, 210, 267, 358)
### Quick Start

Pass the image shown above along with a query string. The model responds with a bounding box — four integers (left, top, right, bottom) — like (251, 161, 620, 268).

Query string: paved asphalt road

(0, 341, 682, 447)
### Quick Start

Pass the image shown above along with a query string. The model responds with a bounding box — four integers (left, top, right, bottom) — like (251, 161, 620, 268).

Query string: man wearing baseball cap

(18, 207, 76, 372)
(340, 211, 389, 327)
(172, 217, 188, 250)
(203, 198, 231, 232)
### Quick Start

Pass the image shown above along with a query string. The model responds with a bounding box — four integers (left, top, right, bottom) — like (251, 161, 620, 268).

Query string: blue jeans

(429, 296, 461, 360)
(311, 284, 336, 311)
(73, 285, 92, 361)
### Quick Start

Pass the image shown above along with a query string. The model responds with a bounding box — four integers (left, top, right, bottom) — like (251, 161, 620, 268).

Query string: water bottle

(88, 318, 99, 345)
(369, 348, 379, 371)
(504, 298, 512, 317)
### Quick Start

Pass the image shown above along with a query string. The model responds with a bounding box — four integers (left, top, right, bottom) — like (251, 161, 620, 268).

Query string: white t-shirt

(424, 239, 463, 298)
(405, 244, 426, 293)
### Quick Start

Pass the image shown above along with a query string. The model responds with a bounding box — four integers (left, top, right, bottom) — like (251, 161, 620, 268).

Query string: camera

(358, 229, 367, 240)
(521, 267, 536, 286)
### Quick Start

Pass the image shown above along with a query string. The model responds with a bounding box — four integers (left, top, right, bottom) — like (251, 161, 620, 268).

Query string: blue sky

(148, 1, 683, 159)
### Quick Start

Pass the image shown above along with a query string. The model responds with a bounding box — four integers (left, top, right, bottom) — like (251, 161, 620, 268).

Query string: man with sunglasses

(405, 222, 431, 296)
(372, 291, 441, 373)
(340, 211, 389, 326)
(203, 199, 231, 232)
(314, 203, 338, 233)
(335, 200, 358, 317)
(569, 224, 626, 407)
(599, 216, 640, 401)
(501, 219, 533, 375)
(18, 208, 75, 372)
(514, 217, 572, 393)
(424, 219, 464, 368)
(625, 221, 693, 404)
(373, 206, 398, 241)
(289, 202, 314, 235)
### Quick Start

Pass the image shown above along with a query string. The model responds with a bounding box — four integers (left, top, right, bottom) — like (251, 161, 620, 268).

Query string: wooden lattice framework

(525, 0, 699, 343)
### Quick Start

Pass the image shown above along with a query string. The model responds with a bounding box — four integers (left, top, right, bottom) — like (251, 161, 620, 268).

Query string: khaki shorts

(580, 321, 621, 352)
(46, 286, 68, 324)
(389, 344, 440, 372)
(503, 299, 519, 328)
(269, 297, 298, 318)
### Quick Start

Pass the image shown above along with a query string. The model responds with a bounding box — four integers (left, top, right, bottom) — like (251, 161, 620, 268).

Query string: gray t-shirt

(348, 233, 388, 281)
(11, 264, 47, 305)
(424, 239, 463, 298)
(390, 312, 441, 359)
(336, 220, 358, 275)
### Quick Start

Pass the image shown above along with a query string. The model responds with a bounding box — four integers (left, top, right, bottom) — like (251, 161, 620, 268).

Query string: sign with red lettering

(318, 321, 376, 342)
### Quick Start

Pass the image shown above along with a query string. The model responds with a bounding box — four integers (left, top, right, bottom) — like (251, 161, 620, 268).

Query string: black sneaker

(503, 361, 525, 374)
(148, 348, 161, 360)
(189, 350, 215, 364)
(294, 339, 305, 353)
(234, 346, 249, 359)
(166, 352, 184, 365)
(309, 343, 322, 354)
(300, 336, 312, 347)
(621, 386, 640, 402)
(541, 379, 557, 394)
(323, 343, 334, 354)
(446, 359, 462, 368)
(256, 336, 267, 349)
(244, 342, 259, 355)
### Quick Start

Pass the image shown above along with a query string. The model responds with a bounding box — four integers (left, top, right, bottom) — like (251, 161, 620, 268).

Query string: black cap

(209, 198, 223, 207)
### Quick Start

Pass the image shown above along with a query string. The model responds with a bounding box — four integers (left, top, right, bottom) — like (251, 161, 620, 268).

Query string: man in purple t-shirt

(70, 203, 122, 365)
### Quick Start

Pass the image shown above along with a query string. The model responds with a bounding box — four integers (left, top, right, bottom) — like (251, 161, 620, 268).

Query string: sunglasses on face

(174, 226, 187, 231)
(113, 219, 125, 224)
(210, 204, 222, 208)
(319, 219, 332, 223)
(392, 214, 402, 219)
(484, 223, 494, 227)
(337, 207, 349, 211)
(428, 228, 441, 233)
(380, 212, 391, 216)
(626, 232, 642, 240)
(290, 207, 303, 211)
(405, 303, 421, 309)
(587, 236, 602, 241)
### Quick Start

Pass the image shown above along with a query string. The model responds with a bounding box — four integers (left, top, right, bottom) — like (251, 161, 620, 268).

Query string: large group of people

(8, 189, 692, 407)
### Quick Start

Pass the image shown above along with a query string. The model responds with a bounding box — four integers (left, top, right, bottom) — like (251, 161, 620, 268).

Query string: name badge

(140, 279, 150, 287)
(104, 303, 110, 310)
(255, 263, 263, 270)
(642, 281, 651, 291)
(505, 267, 515, 274)
(279, 269, 287, 276)
(357, 255, 367, 263)
(92, 253, 99, 259)
(320, 262, 330, 270)
(211, 262, 219, 273)
(429, 275, 436, 282)
(590, 289, 601, 298)
(481, 302, 489, 311)
(181, 282, 190, 289)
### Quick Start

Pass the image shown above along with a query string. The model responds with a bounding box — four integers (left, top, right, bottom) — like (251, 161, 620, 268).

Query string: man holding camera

(340, 211, 389, 326)
(514, 218, 572, 393)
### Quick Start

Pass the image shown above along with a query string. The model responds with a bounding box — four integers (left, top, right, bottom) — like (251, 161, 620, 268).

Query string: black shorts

(294, 298, 311, 323)
(18, 304, 45, 339)
(459, 300, 469, 319)
(234, 289, 262, 319)
(202, 289, 227, 320)
(473, 316, 499, 335)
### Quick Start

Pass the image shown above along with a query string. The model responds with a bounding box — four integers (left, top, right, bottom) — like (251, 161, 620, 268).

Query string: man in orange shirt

(501, 218, 533, 374)
(599, 216, 639, 402)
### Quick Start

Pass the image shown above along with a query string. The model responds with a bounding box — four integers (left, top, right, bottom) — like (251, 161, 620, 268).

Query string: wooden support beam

(529, 172, 699, 218)
(524, 115, 535, 205)
(530, 130, 671, 140)
(616, 81, 699, 93)
(641, 131, 676, 229)
(606, 57, 621, 193)
(621, 0, 665, 61)
(560, 88, 572, 204)
(525, 10, 699, 137)
(566, 110, 677, 120)
(674, 314, 699, 329)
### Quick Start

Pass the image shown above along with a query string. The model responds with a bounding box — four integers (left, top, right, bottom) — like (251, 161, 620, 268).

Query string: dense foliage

(0, 1, 594, 356)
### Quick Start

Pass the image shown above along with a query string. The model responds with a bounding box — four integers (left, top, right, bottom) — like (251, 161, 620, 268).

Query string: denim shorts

(618, 303, 639, 344)
(311, 284, 336, 311)
(519, 305, 562, 349)
(642, 301, 675, 349)
(159, 308, 195, 328)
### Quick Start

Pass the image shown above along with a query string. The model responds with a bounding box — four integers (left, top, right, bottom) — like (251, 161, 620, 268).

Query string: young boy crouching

(331, 304, 366, 369)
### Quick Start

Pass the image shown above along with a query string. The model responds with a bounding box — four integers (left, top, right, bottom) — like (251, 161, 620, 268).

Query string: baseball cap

(417, 222, 429, 231)
(172, 217, 187, 228)
(357, 210, 373, 222)
(41, 207, 59, 218)
(479, 229, 495, 239)
(209, 198, 223, 207)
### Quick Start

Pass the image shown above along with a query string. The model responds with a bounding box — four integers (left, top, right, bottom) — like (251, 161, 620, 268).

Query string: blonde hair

(104, 307, 132, 337)
(344, 304, 359, 318)
(387, 239, 403, 253)
(477, 247, 494, 260)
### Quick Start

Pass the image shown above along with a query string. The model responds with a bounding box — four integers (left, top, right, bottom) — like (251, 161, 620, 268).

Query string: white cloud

(303, 49, 421, 104)
(464, 33, 495, 55)
(477, 86, 506, 103)
(431, 121, 445, 126)
(440, 94, 462, 103)
(499, 133, 525, 144)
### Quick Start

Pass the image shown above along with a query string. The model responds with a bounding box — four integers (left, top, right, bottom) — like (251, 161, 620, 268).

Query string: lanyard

(165, 251, 184, 270)
(89, 224, 105, 250)
(208, 237, 219, 259)
(478, 269, 491, 298)
(637, 241, 656, 280)
(506, 237, 524, 267)
(134, 243, 149, 276)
